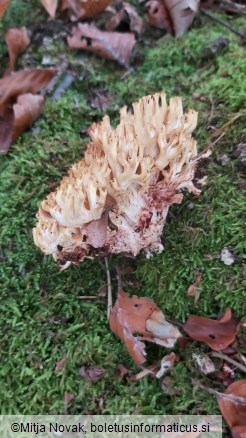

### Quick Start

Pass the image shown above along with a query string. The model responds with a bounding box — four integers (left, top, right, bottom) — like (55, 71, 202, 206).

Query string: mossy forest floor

(0, 0, 245, 416)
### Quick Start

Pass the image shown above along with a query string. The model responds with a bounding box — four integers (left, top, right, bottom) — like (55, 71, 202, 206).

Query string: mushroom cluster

(33, 92, 203, 268)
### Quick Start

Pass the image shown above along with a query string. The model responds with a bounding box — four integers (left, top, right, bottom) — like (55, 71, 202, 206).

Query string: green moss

(0, 5, 245, 415)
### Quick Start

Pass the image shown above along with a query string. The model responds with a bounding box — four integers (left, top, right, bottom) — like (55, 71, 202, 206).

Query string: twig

(196, 132, 225, 159)
(115, 265, 123, 291)
(200, 9, 246, 41)
(51, 73, 75, 101)
(105, 257, 112, 319)
(211, 351, 246, 373)
(193, 380, 246, 406)
(78, 296, 99, 299)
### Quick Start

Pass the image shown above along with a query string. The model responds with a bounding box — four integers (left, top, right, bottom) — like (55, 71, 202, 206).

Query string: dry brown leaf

(5, 27, 31, 72)
(184, 308, 241, 351)
(109, 290, 181, 365)
(0, 68, 57, 106)
(146, 0, 173, 31)
(106, 2, 144, 35)
(79, 365, 107, 381)
(156, 352, 178, 378)
(61, 0, 112, 20)
(55, 355, 67, 372)
(217, 380, 246, 436)
(67, 23, 136, 67)
(0, 0, 10, 18)
(187, 271, 203, 305)
(0, 104, 14, 155)
(12, 93, 44, 142)
(0, 94, 44, 155)
(165, 0, 199, 37)
(40, 0, 58, 18)
(147, 0, 199, 36)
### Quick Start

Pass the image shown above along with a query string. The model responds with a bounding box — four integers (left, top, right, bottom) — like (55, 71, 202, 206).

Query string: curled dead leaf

(12, 93, 44, 142)
(165, 0, 199, 37)
(79, 365, 107, 381)
(147, 0, 199, 37)
(67, 23, 136, 68)
(40, 0, 58, 18)
(61, 0, 112, 20)
(146, 0, 172, 31)
(5, 27, 31, 72)
(187, 272, 202, 296)
(184, 308, 241, 351)
(109, 290, 180, 365)
(156, 352, 178, 378)
(217, 380, 246, 437)
(106, 2, 144, 35)
(55, 355, 67, 372)
(0, 68, 57, 106)
(0, 104, 14, 155)
(0, 0, 10, 18)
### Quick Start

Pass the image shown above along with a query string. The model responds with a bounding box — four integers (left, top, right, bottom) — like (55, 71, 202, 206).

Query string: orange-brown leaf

(164, 0, 199, 37)
(67, 23, 136, 67)
(187, 272, 202, 296)
(61, 0, 112, 20)
(6, 27, 31, 72)
(217, 380, 246, 435)
(0, 0, 10, 18)
(0, 104, 14, 155)
(0, 68, 57, 106)
(109, 290, 180, 365)
(40, 0, 58, 18)
(184, 308, 241, 351)
(146, 0, 172, 31)
(12, 93, 44, 142)
(55, 355, 67, 372)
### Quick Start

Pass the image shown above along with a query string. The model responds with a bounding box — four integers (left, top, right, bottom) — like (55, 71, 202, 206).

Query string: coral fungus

(33, 92, 204, 267)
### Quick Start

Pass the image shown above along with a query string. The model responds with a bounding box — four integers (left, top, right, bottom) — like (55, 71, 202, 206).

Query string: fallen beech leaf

(79, 365, 107, 381)
(67, 23, 136, 68)
(0, 0, 10, 18)
(165, 0, 199, 37)
(0, 68, 57, 106)
(156, 352, 178, 378)
(0, 104, 14, 155)
(55, 355, 67, 372)
(5, 27, 31, 71)
(40, 0, 58, 18)
(184, 308, 241, 351)
(146, 0, 172, 31)
(61, 0, 112, 20)
(12, 93, 44, 142)
(217, 380, 246, 436)
(147, 0, 199, 37)
(187, 272, 202, 296)
(106, 2, 144, 35)
(109, 290, 181, 366)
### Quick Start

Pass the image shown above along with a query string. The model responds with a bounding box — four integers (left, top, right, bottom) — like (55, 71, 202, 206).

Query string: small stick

(196, 132, 225, 159)
(211, 351, 246, 374)
(78, 296, 99, 299)
(193, 380, 246, 406)
(105, 257, 112, 319)
(201, 9, 246, 40)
